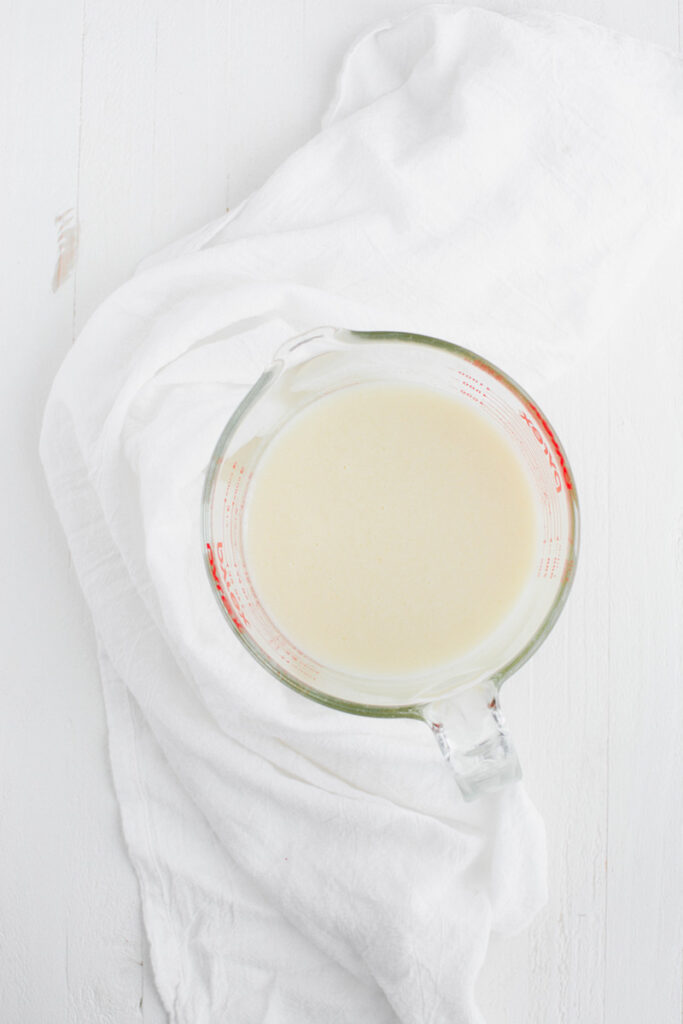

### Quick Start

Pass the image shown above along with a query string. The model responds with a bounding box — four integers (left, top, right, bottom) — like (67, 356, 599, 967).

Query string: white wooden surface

(2, 1, 681, 1021)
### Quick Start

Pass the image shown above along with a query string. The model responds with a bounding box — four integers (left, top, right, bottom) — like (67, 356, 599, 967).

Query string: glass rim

(202, 327, 580, 719)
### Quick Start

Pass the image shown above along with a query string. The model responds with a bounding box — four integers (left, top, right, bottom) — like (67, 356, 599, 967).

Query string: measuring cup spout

(421, 680, 521, 801)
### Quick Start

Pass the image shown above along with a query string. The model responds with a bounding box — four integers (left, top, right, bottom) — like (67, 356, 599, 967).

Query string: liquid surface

(244, 384, 537, 676)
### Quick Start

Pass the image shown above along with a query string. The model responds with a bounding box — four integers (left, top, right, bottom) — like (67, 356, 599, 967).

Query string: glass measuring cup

(202, 327, 579, 800)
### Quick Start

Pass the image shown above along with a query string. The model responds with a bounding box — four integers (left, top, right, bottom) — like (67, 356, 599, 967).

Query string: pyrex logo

(520, 407, 572, 494)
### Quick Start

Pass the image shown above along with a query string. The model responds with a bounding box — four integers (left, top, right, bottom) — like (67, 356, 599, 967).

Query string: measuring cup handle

(422, 680, 521, 801)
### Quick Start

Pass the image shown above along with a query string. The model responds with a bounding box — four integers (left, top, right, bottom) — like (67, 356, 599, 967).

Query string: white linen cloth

(41, 7, 683, 1022)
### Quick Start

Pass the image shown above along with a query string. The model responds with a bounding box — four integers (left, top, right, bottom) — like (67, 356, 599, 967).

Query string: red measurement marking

(457, 370, 490, 406)
(206, 542, 245, 631)
(466, 356, 572, 494)
(522, 404, 572, 491)
(520, 410, 566, 493)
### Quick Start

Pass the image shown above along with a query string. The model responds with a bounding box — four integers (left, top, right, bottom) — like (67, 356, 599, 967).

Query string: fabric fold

(41, 7, 683, 1022)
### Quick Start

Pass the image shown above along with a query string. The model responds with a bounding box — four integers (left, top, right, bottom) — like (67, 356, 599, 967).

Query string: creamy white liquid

(244, 383, 536, 676)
